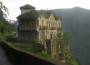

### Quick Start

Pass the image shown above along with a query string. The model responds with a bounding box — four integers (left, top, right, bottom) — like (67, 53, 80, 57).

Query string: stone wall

(0, 41, 56, 65)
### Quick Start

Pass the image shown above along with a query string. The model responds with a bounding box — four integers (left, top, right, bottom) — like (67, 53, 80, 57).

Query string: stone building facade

(17, 4, 62, 58)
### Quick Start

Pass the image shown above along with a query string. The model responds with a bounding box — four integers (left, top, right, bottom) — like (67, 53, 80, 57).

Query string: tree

(57, 32, 70, 60)
(0, 2, 13, 40)
(0, 2, 9, 15)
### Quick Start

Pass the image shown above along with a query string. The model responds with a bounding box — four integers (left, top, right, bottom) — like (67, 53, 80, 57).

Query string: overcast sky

(1, 0, 90, 20)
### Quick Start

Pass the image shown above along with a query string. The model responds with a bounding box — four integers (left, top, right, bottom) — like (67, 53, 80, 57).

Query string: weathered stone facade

(17, 4, 62, 58)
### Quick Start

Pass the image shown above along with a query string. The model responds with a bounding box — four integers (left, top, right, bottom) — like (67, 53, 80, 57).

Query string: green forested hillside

(52, 7, 90, 65)
(0, 2, 14, 40)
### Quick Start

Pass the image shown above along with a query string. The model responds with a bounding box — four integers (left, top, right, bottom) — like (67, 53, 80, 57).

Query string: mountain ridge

(53, 7, 90, 11)
(52, 7, 90, 65)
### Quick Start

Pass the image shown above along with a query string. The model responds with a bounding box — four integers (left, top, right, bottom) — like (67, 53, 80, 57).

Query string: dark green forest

(0, 2, 15, 40)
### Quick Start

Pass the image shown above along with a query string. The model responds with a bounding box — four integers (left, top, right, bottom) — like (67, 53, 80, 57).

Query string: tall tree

(0, 2, 12, 40)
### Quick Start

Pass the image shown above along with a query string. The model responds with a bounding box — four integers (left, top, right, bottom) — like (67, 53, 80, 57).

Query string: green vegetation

(10, 41, 51, 59)
(22, 43, 44, 53)
(24, 47, 50, 58)
(53, 8, 90, 65)
(57, 32, 69, 58)
(0, 2, 80, 65)
(57, 32, 80, 65)
(39, 51, 50, 58)
(0, 2, 14, 41)
(65, 52, 80, 65)
(17, 10, 39, 21)
(20, 47, 51, 59)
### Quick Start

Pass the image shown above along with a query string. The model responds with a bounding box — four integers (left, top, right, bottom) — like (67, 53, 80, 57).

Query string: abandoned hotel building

(17, 4, 62, 58)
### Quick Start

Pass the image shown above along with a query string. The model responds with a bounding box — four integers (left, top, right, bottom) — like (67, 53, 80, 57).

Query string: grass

(6, 40, 81, 65)
(9, 42, 51, 59)
(19, 46, 51, 59)
(65, 52, 81, 65)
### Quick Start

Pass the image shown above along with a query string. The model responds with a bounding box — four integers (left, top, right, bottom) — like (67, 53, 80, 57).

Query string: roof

(20, 4, 35, 9)
(17, 10, 60, 21)
(17, 10, 38, 21)
(37, 10, 52, 18)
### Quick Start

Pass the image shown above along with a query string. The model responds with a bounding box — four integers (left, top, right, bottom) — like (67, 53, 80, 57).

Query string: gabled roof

(20, 4, 35, 9)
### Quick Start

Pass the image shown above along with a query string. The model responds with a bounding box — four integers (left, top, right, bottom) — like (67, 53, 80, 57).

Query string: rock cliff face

(52, 7, 90, 65)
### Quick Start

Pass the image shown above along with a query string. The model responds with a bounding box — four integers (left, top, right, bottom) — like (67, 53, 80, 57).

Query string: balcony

(39, 26, 48, 30)
(39, 26, 60, 30)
